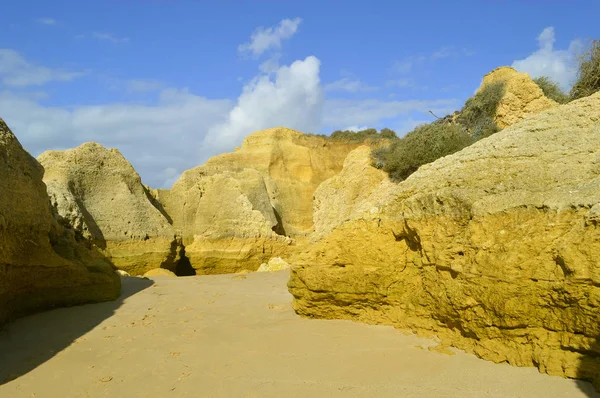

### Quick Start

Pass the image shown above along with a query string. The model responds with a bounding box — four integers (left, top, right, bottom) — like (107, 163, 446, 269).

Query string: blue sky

(1, 0, 598, 187)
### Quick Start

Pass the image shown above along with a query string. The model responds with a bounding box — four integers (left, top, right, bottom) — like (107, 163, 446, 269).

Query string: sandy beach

(0, 271, 597, 398)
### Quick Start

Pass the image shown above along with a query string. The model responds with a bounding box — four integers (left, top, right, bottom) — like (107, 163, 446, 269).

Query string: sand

(0, 271, 597, 398)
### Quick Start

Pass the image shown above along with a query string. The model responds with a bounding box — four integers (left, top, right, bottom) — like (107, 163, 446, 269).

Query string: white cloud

(323, 98, 459, 128)
(325, 78, 378, 93)
(259, 54, 281, 74)
(0, 45, 460, 190)
(0, 49, 86, 87)
(431, 46, 454, 60)
(203, 56, 323, 156)
(511, 27, 581, 91)
(37, 18, 56, 25)
(238, 18, 302, 57)
(92, 32, 130, 44)
(392, 46, 470, 74)
(341, 125, 369, 132)
(1, 89, 232, 188)
(385, 78, 414, 88)
(125, 79, 164, 93)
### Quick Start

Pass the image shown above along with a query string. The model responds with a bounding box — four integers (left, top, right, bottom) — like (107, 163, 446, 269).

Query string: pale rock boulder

(313, 146, 388, 239)
(289, 93, 600, 388)
(143, 268, 177, 277)
(478, 66, 558, 129)
(161, 127, 357, 274)
(257, 257, 290, 272)
(38, 143, 181, 276)
(0, 119, 120, 325)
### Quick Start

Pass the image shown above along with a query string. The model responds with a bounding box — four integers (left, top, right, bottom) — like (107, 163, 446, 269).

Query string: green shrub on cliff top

(570, 39, 600, 100)
(456, 81, 505, 140)
(533, 76, 570, 104)
(373, 123, 472, 181)
(326, 128, 397, 143)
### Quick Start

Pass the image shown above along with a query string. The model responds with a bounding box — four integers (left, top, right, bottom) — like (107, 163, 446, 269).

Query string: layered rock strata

(288, 93, 600, 388)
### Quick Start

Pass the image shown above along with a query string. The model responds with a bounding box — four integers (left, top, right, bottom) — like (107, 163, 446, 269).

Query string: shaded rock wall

(0, 119, 121, 326)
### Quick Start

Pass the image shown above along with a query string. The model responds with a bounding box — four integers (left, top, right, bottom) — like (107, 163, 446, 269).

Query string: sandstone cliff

(312, 146, 388, 239)
(479, 66, 558, 129)
(38, 143, 181, 276)
(160, 127, 358, 274)
(0, 119, 121, 325)
(288, 93, 600, 388)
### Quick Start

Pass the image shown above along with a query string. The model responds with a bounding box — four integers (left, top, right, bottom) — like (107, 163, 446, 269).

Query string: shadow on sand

(576, 337, 600, 397)
(0, 276, 153, 385)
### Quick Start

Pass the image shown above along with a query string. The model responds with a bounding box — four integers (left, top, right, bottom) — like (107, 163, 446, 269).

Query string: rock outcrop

(38, 143, 181, 276)
(0, 119, 121, 326)
(312, 146, 388, 239)
(288, 93, 600, 388)
(160, 127, 358, 274)
(257, 257, 291, 272)
(478, 66, 558, 129)
(143, 268, 177, 277)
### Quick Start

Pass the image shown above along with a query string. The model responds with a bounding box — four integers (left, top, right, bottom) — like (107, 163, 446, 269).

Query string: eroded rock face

(0, 119, 121, 325)
(288, 93, 600, 388)
(161, 127, 357, 274)
(479, 66, 558, 129)
(313, 146, 388, 239)
(38, 143, 181, 276)
(257, 257, 290, 272)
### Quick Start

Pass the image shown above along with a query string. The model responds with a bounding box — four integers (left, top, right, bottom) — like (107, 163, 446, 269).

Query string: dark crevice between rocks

(175, 245, 196, 276)
(271, 207, 287, 236)
(143, 185, 173, 224)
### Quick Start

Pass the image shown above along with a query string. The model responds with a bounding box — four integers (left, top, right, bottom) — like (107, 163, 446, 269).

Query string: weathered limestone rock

(161, 127, 357, 274)
(143, 268, 177, 277)
(257, 257, 290, 272)
(288, 93, 600, 388)
(38, 143, 181, 276)
(313, 146, 388, 239)
(479, 66, 558, 129)
(0, 119, 121, 326)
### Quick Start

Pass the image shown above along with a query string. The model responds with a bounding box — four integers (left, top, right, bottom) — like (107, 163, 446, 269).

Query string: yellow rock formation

(288, 93, 600, 388)
(38, 143, 181, 276)
(312, 145, 388, 239)
(160, 127, 358, 274)
(0, 119, 120, 325)
(478, 66, 558, 129)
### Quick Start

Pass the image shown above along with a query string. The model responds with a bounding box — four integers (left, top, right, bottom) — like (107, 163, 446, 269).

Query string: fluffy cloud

(92, 32, 130, 44)
(325, 78, 378, 93)
(1, 89, 232, 188)
(385, 78, 414, 88)
(392, 46, 472, 74)
(323, 98, 458, 128)
(511, 27, 581, 91)
(1, 40, 460, 190)
(0, 49, 86, 86)
(238, 18, 302, 57)
(204, 56, 323, 155)
(125, 79, 164, 93)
